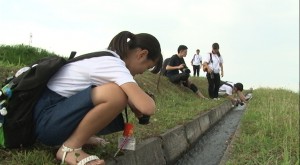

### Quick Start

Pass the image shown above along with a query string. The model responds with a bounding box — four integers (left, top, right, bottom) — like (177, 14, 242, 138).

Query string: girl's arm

(220, 63, 224, 77)
(166, 64, 185, 71)
(120, 82, 155, 116)
(236, 91, 247, 103)
(226, 94, 237, 103)
(203, 62, 212, 73)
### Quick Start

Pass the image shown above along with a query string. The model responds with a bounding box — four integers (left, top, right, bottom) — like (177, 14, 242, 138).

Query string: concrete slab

(134, 137, 166, 165)
(198, 113, 210, 133)
(160, 125, 188, 165)
(105, 100, 234, 165)
(184, 116, 202, 145)
(106, 137, 166, 165)
(208, 108, 218, 126)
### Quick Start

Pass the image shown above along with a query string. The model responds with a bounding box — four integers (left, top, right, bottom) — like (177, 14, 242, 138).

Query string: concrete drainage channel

(106, 101, 235, 165)
(176, 103, 246, 165)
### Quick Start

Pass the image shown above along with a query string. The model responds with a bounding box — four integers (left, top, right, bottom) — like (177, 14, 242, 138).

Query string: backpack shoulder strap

(67, 51, 115, 63)
(221, 81, 233, 89)
(192, 54, 196, 62)
(68, 51, 77, 60)
(209, 53, 213, 64)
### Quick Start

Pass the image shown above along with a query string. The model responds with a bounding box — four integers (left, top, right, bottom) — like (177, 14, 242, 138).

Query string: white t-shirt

(202, 53, 223, 73)
(191, 54, 202, 66)
(219, 82, 234, 95)
(47, 50, 136, 97)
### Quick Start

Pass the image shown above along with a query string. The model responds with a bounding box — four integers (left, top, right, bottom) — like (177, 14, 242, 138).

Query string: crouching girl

(33, 31, 163, 165)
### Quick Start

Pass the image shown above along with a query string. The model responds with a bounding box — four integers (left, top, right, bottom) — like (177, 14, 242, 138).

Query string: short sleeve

(219, 56, 224, 64)
(168, 55, 177, 66)
(202, 53, 210, 63)
(90, 56, 136, 86)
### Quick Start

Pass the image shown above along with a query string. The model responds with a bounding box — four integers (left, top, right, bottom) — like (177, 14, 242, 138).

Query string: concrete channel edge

(106, 100, 233, 165)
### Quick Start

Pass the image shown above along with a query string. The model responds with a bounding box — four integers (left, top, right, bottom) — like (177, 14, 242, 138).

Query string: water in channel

(175, 107, 246, 165)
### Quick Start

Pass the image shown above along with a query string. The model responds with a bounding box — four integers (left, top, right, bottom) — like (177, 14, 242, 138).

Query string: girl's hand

(121, 82, 156, 116)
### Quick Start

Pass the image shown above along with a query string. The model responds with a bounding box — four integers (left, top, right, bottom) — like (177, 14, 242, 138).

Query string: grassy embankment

(0, 45, 298, 164)
(0, 45, 220, 164)
(226, 88, 299, 165)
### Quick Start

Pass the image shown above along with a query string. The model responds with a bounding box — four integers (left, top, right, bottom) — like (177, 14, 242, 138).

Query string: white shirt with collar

(47, 50, 136, 97)
(219, 82, 235, 95)
(202, 52, 223, 73)
(192, 54, 202, 66)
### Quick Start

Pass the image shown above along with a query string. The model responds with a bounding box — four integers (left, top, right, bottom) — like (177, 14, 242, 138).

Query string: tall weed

(227, 88, 299, 164)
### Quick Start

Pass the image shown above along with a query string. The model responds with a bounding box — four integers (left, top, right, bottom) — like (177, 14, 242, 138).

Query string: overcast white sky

(0, 0, 299, 92)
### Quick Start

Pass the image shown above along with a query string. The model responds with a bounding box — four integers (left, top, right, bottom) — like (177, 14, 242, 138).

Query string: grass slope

(0, 45, 298, 164)
(226, 88, 299, 165)
(0, 45, 220, 164)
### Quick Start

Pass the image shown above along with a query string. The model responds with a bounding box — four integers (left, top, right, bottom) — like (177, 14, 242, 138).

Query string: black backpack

(0, 51, 114, 148)
(160, 57, 171, 76)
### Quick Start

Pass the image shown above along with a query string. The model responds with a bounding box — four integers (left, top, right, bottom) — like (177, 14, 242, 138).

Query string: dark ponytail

(108, 31, 163, 74)
(108, 31, 135, 60)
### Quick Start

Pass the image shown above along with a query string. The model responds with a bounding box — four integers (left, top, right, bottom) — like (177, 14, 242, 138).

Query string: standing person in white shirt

(33, 31, 163, 165)
(190, 49, 202, 77)
(202, 43, 224, 99)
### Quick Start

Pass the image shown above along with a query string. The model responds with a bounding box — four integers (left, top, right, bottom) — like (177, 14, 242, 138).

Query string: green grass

(0, 45, 221, 164)
(0, 45, 299, 164)
(0, 44, 58, 84)
(226, 88, 299, 165)
(0, 44, 57, 66)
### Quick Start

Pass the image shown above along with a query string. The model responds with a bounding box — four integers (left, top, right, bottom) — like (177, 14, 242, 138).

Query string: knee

(182, 73, 189, 80)
(91, 83, 127, 109)
(190, 83, 198, 93)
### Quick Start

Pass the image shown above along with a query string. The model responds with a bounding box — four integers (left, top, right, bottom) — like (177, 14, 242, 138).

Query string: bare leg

(56, 83, 127, 165)
(85, 136, 109, 146)
(196, 90, 207, 99)
(186, 80, 207, 99)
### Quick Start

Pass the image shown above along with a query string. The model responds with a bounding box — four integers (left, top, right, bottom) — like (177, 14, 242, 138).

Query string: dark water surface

(175, 107, 245, 165)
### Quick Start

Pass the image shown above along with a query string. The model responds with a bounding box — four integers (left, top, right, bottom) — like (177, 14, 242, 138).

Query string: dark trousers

(168, 73, 198, 93)
(206, 72, 221, 98)
(192, 65, 200, 77)
(168, 72, 189, 84)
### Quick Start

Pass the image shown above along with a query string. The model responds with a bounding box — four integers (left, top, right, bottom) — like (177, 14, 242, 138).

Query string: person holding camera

(33, 31, 163, 165)
(202, 43, 224, 99)
(165, 45, 206, 99)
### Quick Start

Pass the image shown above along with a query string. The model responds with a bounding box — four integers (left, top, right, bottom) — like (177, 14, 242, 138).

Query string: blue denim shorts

(33, 87, 94, 146)
(34, 86, 124, 146)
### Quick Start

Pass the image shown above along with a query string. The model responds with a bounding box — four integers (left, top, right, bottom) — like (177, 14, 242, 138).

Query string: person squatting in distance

(218, 81, 247, 106)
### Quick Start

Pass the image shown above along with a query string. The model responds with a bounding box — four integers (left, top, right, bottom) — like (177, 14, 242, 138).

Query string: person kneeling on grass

(33, 31, 163, 165)
(165, 45, 207, 99)
(218, 81, 247, 107)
